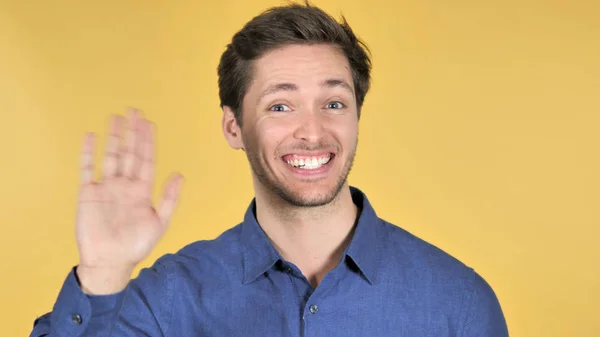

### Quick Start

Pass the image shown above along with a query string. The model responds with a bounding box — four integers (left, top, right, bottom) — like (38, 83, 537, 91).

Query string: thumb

(156, 173, 184, 227)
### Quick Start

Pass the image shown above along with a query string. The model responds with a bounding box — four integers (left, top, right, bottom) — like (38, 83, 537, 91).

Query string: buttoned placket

(280, 260, 346, 337)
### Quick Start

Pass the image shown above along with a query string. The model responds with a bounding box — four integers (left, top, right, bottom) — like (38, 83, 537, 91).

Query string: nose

(293, 109, 326, 143)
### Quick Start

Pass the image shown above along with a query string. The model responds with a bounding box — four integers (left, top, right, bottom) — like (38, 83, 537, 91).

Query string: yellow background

(1, 0, 598, 336)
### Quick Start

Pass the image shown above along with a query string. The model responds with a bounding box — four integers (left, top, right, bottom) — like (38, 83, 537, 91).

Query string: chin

(274, 180, 347, 208)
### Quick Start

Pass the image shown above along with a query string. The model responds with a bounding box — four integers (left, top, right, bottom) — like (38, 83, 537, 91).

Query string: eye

(269, 104, 291, 112)
(325, 101, 345, 109)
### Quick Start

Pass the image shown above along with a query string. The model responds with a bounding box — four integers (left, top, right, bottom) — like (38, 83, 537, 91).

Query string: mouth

(282, 153, 334, 170)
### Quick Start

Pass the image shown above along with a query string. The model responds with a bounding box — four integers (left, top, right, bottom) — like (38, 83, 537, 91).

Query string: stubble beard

(244, 140, 358, 208)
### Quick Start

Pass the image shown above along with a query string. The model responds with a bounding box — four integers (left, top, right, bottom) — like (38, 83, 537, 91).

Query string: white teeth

(319, 157, 330, 165)
(286, 155, 332, 169)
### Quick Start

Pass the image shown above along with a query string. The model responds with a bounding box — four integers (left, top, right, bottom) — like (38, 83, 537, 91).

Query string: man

(30, 3, 508, 336)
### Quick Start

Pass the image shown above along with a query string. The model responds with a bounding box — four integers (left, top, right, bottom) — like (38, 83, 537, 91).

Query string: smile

(283, 153, 333, 170)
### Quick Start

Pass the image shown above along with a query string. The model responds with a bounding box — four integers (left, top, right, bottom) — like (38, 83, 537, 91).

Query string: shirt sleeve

(29, 255, 176, 337)
(458, 269, 510, 337)
(29, 266, 125, 337)
(109, 256, 177, 336)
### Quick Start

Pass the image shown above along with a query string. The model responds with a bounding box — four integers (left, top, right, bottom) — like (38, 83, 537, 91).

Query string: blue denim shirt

(30, 186, 508, 336)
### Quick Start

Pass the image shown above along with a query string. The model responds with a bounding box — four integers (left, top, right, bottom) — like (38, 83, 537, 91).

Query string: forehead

(249, 44, 354, 89)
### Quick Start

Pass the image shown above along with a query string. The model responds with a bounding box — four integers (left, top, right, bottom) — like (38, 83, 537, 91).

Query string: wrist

(76, 264, 134, 295)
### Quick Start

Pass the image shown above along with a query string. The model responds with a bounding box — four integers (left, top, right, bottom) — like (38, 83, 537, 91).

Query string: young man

(30, 3, 508, 337)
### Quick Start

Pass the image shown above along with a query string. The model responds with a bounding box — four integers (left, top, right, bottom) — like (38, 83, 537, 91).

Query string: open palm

(76, 108, 183, 271)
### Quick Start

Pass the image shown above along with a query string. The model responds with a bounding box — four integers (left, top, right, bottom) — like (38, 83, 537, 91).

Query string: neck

(254, 182, 358, 287)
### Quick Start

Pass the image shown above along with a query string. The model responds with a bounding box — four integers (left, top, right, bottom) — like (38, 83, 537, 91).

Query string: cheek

(254, 119, 292, 157)
(327, 117, 358, 146)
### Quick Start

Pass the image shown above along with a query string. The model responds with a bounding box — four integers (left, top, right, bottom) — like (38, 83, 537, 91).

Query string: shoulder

(377, 218, 474, 278)
(152, 223, 244, 271)
(376, 218, 497, 300)
(378, 219, 508, 334)
(143, 223, 245, 282)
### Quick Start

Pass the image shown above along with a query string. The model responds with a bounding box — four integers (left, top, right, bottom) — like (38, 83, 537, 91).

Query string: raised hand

(75, 108, 183, 294)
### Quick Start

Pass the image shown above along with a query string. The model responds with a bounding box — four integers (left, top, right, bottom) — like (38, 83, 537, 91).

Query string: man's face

(235, 43, 359, 207)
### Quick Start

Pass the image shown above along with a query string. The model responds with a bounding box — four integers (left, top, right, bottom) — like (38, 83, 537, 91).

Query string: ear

(222, 106, 245, 150)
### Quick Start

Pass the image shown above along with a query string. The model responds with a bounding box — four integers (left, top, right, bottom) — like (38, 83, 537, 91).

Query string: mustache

(277, 141, 340, 154)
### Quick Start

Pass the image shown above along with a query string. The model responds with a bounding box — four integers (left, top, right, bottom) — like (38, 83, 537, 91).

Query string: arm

(30, 267, 126, 337)
(30, 108, 183, 336)
(458, 270, 509, 337)
(30, 258, 175, 337)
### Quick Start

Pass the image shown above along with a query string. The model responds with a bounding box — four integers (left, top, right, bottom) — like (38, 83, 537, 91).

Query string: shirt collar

(240, 186, 384, 285)
(240, 200, 283, 285)
(343, 186, 383, 285)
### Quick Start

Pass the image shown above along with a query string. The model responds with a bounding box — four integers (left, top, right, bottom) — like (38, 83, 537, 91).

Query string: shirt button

(71, 314, 82, 325)
(309, 304, 318, 314)
(285, 267, 293, 273)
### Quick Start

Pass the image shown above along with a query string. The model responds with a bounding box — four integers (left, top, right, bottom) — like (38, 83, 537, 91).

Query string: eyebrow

(321, 78, 354, 97)
(258, 83, 298, 103)
(257, 78, 355, 103)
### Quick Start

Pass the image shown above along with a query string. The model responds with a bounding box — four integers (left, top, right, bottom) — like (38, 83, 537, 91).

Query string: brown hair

(217, 1, 372, 126)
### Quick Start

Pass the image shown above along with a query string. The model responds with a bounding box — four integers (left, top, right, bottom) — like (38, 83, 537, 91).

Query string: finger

(121, 107, 140, 178)
(102, 115, 123, 179)
(156, 174, 183, 227)
(80, 133, 96, 185)
(138, 120, 155, 185)
(132, 118, 147, 180)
